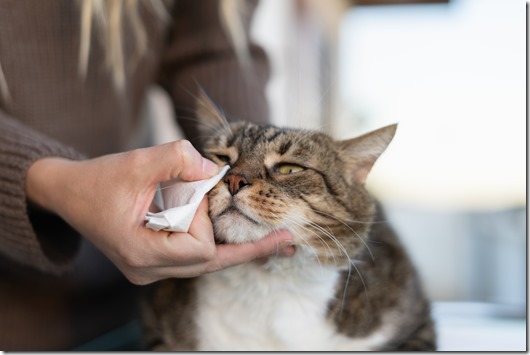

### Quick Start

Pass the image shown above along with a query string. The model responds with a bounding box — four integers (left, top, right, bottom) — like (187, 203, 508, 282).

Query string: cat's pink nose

(224, 174, 251, 195)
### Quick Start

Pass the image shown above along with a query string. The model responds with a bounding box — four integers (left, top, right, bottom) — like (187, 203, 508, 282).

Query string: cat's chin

(213, 215, 272, 244)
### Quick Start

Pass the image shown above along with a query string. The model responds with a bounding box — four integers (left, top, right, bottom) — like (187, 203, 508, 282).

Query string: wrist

(25, 157, 75, 216)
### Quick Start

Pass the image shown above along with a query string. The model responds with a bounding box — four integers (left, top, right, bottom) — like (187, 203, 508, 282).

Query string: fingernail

(278, 245, 296, 257)
(203, 158, 219, 176)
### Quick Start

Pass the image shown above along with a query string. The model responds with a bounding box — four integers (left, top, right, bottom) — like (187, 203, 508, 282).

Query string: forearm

(0, 111, 84, 273)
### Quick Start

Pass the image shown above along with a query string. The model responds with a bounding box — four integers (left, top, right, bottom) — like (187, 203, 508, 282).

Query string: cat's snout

(224, 174, 251, 195)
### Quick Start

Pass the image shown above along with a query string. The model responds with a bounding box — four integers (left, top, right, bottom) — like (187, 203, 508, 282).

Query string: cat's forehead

(227, 122, 332, 155)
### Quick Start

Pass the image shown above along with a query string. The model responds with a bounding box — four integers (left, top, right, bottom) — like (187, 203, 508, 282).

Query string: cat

(141, 92, 436, 351)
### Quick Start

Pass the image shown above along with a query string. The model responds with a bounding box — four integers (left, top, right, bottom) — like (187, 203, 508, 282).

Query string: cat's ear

(195, 88, 232, 136)
(338, 124, 397, 185)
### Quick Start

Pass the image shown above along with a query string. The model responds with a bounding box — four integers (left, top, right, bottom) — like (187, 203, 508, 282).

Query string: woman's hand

(25, 140, 295, 284)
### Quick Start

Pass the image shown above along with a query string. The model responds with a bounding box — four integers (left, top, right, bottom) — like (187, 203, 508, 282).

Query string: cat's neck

(255, 245, 343, 279)
(195, 247, 344, 351)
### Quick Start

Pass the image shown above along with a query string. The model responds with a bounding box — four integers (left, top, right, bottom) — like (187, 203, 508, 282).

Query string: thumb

(150, 140, 219, 182)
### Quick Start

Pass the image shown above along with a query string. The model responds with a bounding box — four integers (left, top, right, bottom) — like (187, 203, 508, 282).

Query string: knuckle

(200, 242, 217, 262)
(117, 246, 145, 269)
(176, 139, 193, 151)
(123, 272, 152, 286)
(173, 139, 197, 165)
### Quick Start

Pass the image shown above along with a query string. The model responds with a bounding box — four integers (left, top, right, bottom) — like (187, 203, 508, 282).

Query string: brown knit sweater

(0, 0, 270, 350)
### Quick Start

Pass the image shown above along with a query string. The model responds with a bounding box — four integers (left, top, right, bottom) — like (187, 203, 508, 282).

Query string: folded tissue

(145, 165, 230, 232)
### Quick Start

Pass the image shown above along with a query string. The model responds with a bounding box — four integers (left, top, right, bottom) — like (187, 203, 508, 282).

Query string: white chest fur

(194, 255, 392, 351)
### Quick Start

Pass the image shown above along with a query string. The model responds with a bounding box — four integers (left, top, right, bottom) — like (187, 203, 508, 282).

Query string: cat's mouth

(218, 204, 261, 226)
(211, 198, 274, 244)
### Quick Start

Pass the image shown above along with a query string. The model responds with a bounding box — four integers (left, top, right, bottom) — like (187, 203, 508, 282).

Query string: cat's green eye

(276, 163, 305, 175)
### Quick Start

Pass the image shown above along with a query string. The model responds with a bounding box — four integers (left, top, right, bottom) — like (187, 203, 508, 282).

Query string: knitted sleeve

(157, 0, 271, 149)
(0, 110, 84, 274)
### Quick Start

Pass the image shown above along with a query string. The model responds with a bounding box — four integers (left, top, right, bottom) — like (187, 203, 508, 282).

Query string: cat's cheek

(208, 186, 230, 216)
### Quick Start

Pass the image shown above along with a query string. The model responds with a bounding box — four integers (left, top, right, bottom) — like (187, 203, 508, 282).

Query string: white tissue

(145, 165, 230, 232)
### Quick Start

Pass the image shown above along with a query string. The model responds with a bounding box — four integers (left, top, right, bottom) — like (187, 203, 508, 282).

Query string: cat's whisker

(294, 232, 325, 274)
(164, 114, 233, 145)
(176, 106, 233, 141)
(299, 206, 376, 263)
(313, 223, 370, 309)
(301, 205, 384, 225)
(182, 117, 222, 135)
(294, 216, 340, 266)
(306, 223, 358, 304)
(288, 214, 370, 315)
(190, 85, 233, 136)
(266, 214, 291, 259)
(308, 223, 371, 309)
(284, 214, 360, 309)
(272, 212, 326, 274)
(294, 215, 335, 249)
(339, 264, 353, 320)
(289, 216, 338, 264)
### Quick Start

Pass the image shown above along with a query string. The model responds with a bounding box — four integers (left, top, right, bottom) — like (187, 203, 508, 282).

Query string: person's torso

(0, 0, 168, 157)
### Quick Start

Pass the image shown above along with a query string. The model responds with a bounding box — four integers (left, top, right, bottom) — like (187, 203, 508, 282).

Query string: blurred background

(145, 0, 525, 351)
(249, 0, 526, 350)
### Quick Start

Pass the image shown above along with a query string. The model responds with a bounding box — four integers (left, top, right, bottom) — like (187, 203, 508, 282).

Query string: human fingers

(135, 198, 215, 269)
(148, 140, 219, 182)
(142, 230, 296, 280)
(162, 198, 217, 263)
(205, 230, 296, 273)
(123, 229, 295, 283)
(114, 226, 213, 284)
(118, 203, 215, 283)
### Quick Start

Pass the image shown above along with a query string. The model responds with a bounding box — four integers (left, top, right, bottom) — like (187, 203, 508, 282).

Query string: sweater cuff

(0, 112, 85, 274)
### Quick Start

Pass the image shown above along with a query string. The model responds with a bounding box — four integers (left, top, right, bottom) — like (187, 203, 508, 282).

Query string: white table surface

(432, 302, 526, 351)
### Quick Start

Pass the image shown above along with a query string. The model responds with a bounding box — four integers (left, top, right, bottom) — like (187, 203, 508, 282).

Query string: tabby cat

(141, 93, 436, 351)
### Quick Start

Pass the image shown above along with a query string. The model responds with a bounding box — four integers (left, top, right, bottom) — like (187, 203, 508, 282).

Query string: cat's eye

(215, 154, 231, 164)
(275, 163, 305, 175)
